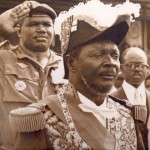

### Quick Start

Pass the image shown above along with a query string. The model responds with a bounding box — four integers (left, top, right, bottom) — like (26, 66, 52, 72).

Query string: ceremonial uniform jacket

(0, 46, 62, 149)
(11, 82, 137, 150)
(111, 86, 150, 150)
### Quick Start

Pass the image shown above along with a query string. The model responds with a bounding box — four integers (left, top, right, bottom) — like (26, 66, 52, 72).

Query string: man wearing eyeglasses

(112, 47, 150, 150)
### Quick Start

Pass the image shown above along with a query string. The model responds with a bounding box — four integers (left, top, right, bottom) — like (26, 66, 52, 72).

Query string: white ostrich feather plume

(54, 0, 141, 35)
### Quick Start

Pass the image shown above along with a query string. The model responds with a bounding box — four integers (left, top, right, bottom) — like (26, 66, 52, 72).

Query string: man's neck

(124, 80, 141, 89)
(20, 45, 51, 68)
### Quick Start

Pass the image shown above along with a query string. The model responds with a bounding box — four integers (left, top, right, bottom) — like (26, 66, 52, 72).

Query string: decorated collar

(56, 82, 91, 149)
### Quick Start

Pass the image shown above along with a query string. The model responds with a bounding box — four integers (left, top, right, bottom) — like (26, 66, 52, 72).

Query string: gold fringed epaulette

(109, 95, 147, 124)
(133, 105, 147, 124)
(9, 105, 46, 132)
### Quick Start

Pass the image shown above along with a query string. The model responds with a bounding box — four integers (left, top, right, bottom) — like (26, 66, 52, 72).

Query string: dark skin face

(121, 48, 148, 88)
(67, 40, 120, 105)
(18, 14, 54, 53)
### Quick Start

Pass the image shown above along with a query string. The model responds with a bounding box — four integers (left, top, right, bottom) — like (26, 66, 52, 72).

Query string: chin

(131, 80, 143, 85)
(99, 85, 113, 93)
(32, 45, 49, 52)
(88, 82, 113, 94)
(132, 82, 142, 88)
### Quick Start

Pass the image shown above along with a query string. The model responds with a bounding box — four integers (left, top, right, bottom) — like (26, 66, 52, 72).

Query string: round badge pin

(15, 80, 26, 91)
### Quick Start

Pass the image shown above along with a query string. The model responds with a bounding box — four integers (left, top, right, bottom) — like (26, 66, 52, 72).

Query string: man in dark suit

(148, 116, 150, 149)
(112, 47, 150, 150)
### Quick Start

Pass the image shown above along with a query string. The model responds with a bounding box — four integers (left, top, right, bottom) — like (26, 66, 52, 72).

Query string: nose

(134, 67, 141, 72)
(102, 55, 117, 68)
(36, 24, 47, 33)
(134, 65, 141, 71)
(103, 62, 116, 68)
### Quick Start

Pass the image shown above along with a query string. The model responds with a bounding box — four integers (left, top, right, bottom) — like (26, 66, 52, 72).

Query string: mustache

(97, 71, 117, 77)
(132, 72, 142, 76)
(34, 35, 48, 38)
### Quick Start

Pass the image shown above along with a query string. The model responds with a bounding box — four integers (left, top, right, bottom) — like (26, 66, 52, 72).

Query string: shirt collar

(15, 46, 62, 69)
(77, 91, 107, 109)
(47, 50, 62, 69)
(122, 80, 146, 105)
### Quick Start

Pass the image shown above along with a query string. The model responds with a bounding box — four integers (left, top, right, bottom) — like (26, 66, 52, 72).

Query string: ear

(51, 37, 55, 47)
(51, 31, 55, 47)
(65, 55, 78, 73)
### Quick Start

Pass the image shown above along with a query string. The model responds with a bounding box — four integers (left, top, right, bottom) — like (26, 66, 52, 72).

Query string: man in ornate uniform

(9, 0, 144, 149)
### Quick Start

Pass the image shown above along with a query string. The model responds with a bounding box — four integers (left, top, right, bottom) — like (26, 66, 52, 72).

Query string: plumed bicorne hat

(54, 0, 141, 78)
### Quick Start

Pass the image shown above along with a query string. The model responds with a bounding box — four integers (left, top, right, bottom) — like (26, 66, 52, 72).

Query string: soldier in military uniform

(9, 0, 145, 150)
(0, 1, 63, 149)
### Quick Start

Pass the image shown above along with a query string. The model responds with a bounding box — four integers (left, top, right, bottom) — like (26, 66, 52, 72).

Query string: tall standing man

(112, 47, 150, 150)
(9, 1, 143, 149)
(0, 1, 63, 149)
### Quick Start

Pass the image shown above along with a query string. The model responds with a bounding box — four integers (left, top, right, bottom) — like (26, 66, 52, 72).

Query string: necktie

(148, 116, 150, 149)
(134, 89, 142, 105)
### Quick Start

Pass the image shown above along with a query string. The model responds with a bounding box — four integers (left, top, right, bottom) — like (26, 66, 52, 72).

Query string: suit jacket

(111, 86, 150, 150)
(12, 83, 137, 150)
(147, 116, 150, 150)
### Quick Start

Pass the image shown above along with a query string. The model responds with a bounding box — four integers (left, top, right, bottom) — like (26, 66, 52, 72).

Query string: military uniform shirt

(0, 46, 62, 149)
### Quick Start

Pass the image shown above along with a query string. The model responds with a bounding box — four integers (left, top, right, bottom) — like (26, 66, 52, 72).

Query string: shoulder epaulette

(9, 103, 46, 132)
(108, 95, 132, 109)
(108, 95, 147, 124)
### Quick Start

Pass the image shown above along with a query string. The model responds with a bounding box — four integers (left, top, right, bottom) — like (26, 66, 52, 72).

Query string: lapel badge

(15, 80, 26, 92)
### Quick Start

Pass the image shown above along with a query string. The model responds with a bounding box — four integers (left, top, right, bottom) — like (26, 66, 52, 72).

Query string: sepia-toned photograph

(0, 0, 149, 150)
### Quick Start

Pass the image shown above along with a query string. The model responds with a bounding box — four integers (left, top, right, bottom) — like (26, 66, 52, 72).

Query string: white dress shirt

(122, 81, 146, 106)
(77, 92, 118, 127)
(77, 91, 137, 150)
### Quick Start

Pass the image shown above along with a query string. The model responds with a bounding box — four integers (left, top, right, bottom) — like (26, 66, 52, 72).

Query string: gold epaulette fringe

(9, 107, 46, 132)
(109, 95, 147, 123)
(134, 105, 147, 123)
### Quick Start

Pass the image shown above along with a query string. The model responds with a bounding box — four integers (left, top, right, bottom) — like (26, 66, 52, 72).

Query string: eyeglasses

(121, 63, 149, 70)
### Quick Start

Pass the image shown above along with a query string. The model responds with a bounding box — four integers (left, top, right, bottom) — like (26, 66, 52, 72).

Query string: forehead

(124, 50, 147, 63)
(79, 40, 119, 54)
